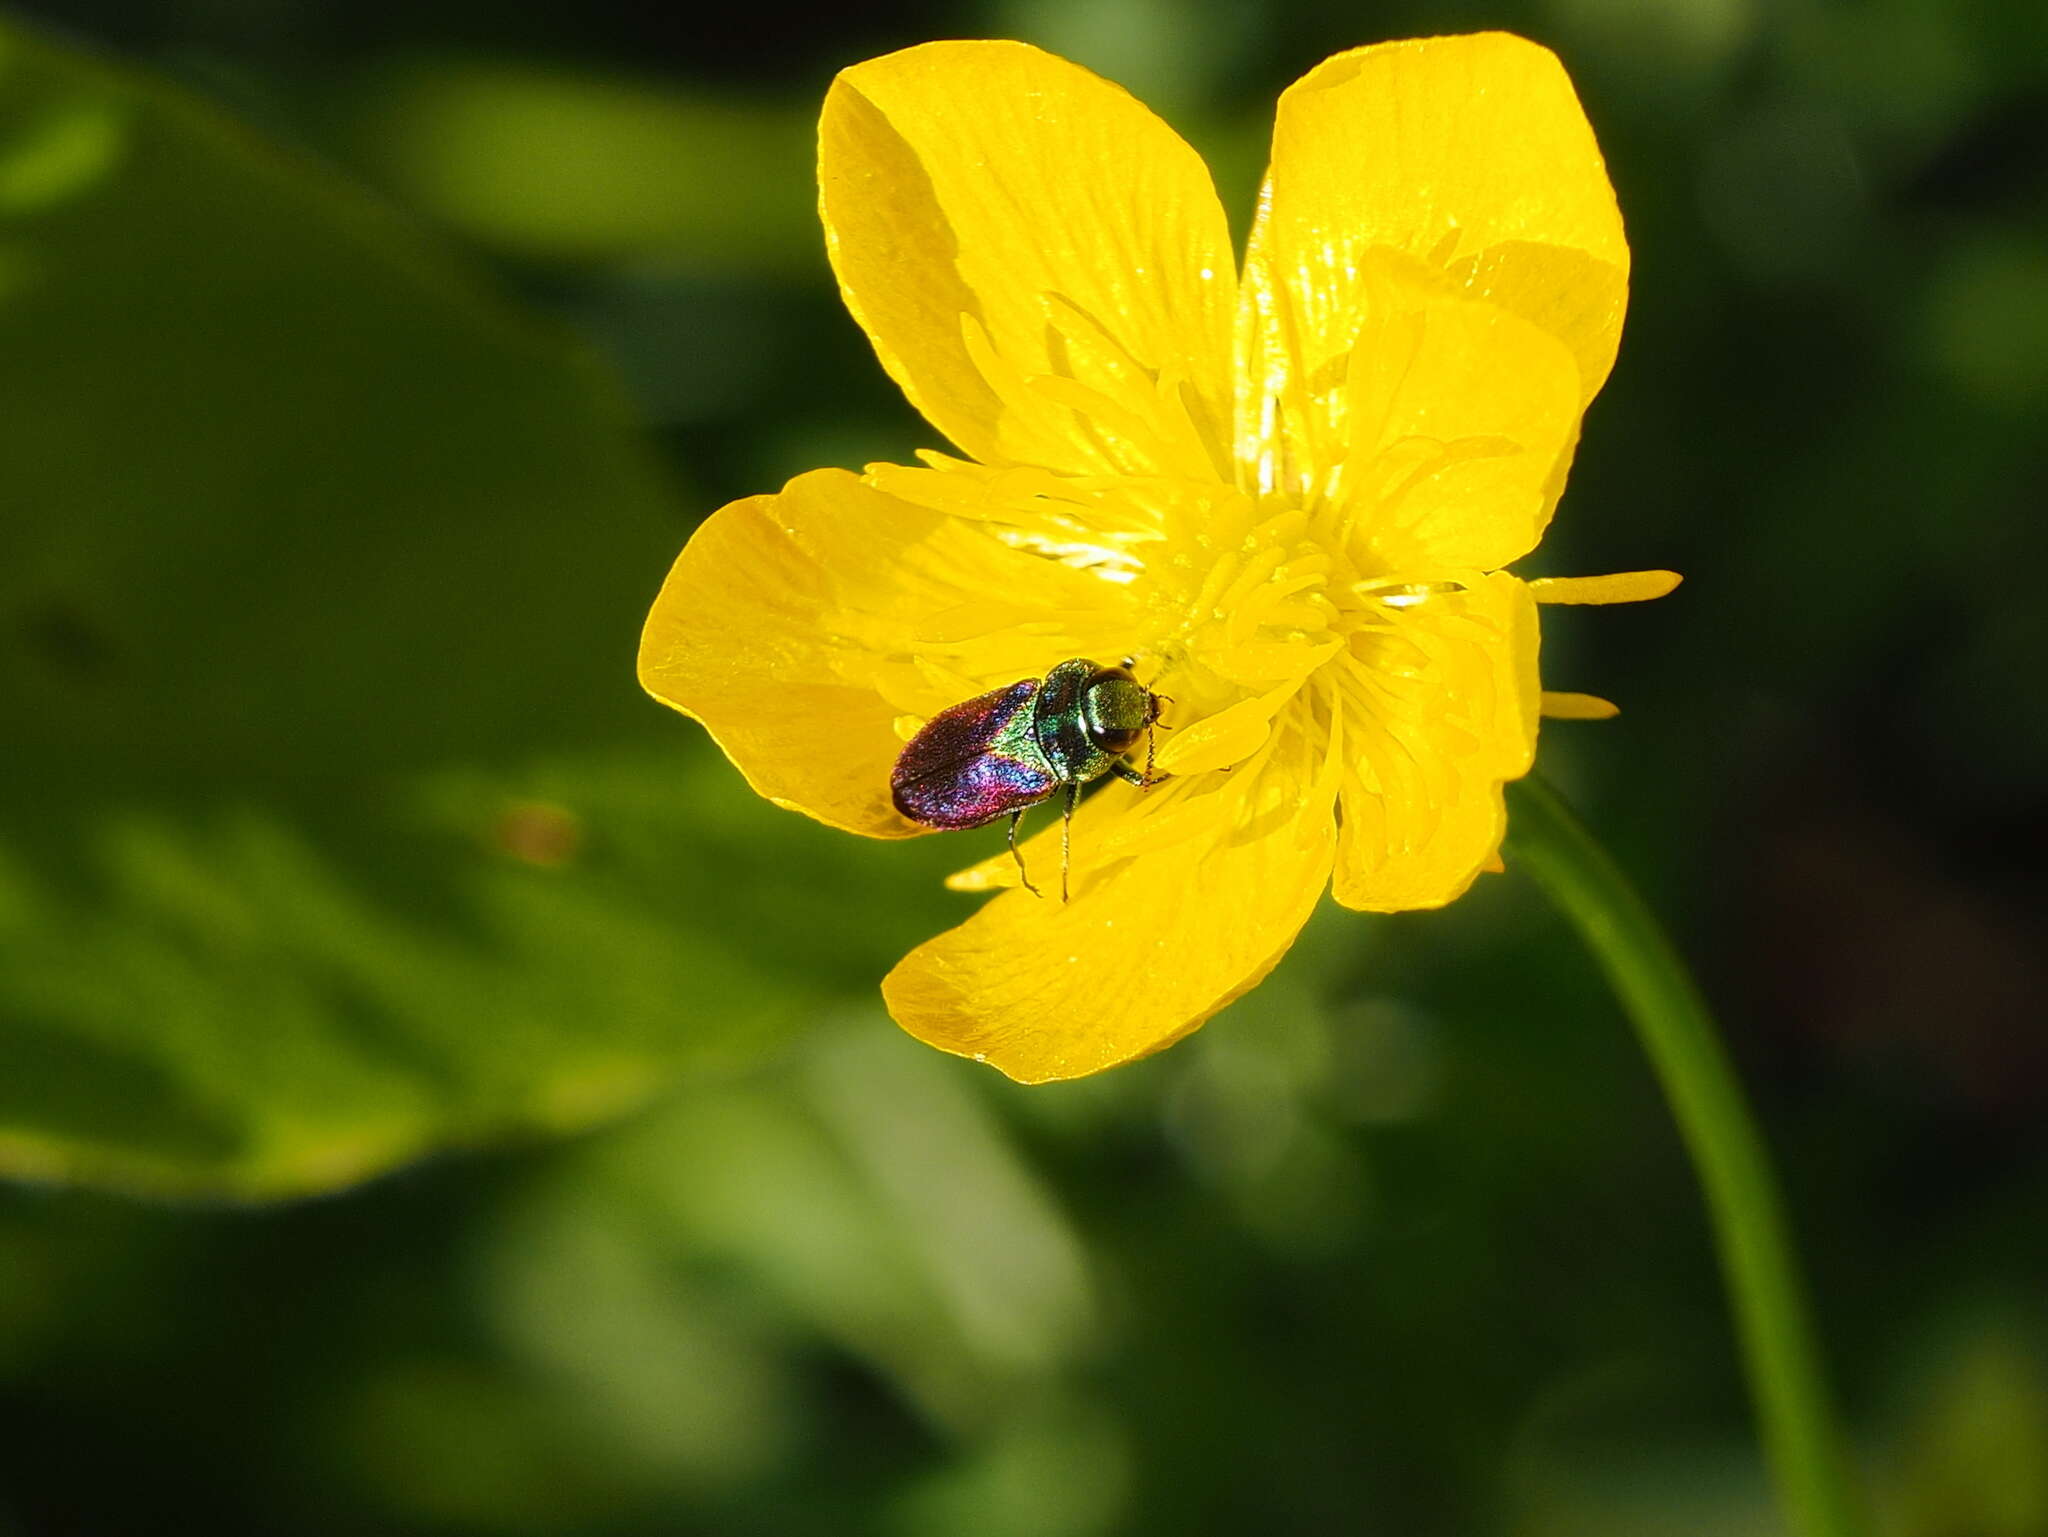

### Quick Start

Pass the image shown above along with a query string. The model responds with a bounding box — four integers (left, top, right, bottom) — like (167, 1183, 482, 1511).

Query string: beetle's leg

(1109, 719, 1165, 789)
(1007, 809, 1042, 899)
(1060, 783, 1078, 903)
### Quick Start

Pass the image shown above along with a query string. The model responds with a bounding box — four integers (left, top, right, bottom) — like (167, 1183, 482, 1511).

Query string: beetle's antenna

(1143, 693, 1171, 785)
(1008, 810, 1041, 899)
(1060, 783, 1078, 902)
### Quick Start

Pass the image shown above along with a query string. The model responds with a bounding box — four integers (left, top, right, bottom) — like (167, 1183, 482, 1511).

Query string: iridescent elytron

(891, 658, 1165, 900)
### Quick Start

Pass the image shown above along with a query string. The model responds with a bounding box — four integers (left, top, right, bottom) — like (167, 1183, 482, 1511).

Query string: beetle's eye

(1082, 676, 1151, 754)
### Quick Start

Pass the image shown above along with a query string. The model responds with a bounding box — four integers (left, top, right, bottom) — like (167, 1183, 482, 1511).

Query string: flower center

(1114, 480, 1480, 781)
(1150, 497, 1340, 714)
(864, 459, 1465, 771)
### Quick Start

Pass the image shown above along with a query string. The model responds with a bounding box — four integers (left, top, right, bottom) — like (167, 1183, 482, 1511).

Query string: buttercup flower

(640, 33, 1677, 1082)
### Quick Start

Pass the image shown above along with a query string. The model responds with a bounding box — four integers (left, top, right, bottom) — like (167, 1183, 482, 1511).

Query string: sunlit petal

(885, 726, 1337, 1081)
(1330, 572, 1539, 910)
(1311, 256, 1584, 570)
(1239, 33, 1627, 483)
(822, 41, 1237, 479)
(639, 469, 1138, 837)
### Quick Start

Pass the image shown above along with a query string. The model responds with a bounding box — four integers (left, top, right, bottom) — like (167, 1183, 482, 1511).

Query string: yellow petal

(638, 468, 1135, 838)
(1327, 258, 1583, 571)
(1540, 690, 1619, 719)
(821, 41, 1236, 480)
(885, 726, 1337, 1081)
(943, 778, 1122, 893)
(1330, 571, 1539, 910)
(946, 849, 1025, 894)
(1529, 570, 1681, 604)
(942, 765, 1203, 893)
(1238, 34, 1626, 558)
(1242, 33, 1626, 416)
(1152, 676, 1300, 776)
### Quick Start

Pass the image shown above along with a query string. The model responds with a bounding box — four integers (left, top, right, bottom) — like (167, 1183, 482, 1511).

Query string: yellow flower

(640, 33, 1677, 1082)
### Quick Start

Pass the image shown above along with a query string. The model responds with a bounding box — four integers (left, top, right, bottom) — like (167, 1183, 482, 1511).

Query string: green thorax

(1032, 659, 1151, 786)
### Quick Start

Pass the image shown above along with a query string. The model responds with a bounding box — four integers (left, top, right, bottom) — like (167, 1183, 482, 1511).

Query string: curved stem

(1502, 775, 1866, 1537)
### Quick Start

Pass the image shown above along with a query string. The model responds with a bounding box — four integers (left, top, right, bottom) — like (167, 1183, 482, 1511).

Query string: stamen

(1040, 294, 1225, 480)
(1350, 578, 1468, 609)
(1540, 691, 1620, 719)
(1303, 686, 1347, 841)
(1529, 571, 1682, 605)
(994, 529, 1144, 583)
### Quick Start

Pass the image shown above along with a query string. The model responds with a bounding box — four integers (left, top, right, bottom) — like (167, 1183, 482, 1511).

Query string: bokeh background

(2, 0, 2044, 1531)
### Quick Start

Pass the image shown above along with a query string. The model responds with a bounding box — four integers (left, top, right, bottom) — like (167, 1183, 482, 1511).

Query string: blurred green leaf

(444, 1020, 1103, 1526)
(335, 53, 818, 272)
(0, 18, 942, 1199)
(1884, 1299, 2048, 1537)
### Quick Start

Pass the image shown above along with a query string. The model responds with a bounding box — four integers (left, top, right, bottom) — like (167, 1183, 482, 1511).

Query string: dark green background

(1, 0, 2043, 1531)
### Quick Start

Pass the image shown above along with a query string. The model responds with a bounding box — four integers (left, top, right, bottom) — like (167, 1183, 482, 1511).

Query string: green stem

(1502, 775, 1866, 1537)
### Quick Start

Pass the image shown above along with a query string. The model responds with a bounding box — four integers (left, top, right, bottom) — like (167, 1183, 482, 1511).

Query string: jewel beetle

(891, 658, 1165, 900)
